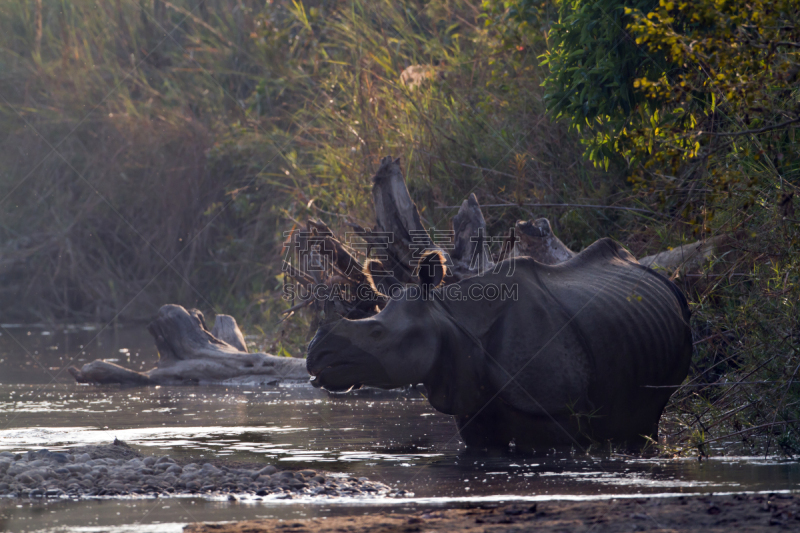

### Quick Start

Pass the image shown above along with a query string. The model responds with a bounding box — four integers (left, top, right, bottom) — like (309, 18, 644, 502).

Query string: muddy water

(0, 325, 798, 532)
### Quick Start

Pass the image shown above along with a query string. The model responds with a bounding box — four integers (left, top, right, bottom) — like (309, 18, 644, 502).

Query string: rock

(28, 468, 51, 480)
(49, 453, 69, 464)
(7, 464, 27, 476)
(0, 443, 392, 501)
(26, 450, 47, 461)
(16, 474, 35, 485)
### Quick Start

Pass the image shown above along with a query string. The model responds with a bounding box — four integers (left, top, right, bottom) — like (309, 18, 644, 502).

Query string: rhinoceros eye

(368, 325, 384, 339)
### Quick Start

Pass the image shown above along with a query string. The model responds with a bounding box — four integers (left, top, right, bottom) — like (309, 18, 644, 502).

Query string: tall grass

(0, 0, 297, 322)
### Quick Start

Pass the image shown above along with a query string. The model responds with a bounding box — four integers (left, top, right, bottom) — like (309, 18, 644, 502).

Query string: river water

(0, 324, 798, 532)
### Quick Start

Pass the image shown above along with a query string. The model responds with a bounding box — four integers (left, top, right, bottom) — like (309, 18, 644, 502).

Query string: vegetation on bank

(1, 0, 798, 455)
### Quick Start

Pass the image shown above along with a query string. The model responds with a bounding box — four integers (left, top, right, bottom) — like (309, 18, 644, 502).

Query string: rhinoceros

(306, 238, 692, 450)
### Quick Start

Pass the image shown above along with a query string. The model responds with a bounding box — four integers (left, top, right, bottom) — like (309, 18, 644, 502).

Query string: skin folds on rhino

(306, 238, 693, 450)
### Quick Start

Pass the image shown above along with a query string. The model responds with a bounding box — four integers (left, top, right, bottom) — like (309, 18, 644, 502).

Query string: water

(0, 325, 798, 532)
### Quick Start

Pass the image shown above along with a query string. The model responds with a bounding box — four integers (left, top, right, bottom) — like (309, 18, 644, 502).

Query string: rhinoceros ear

(417, 249, 447, 289)
(363, 259, 402, 297)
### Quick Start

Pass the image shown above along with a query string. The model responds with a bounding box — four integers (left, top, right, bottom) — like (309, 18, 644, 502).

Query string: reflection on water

(0, 324, 158, 386)
(0, 326, 799, 532)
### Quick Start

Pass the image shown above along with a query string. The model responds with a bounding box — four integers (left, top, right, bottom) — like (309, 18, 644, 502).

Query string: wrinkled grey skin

(307, 239, 692, 450)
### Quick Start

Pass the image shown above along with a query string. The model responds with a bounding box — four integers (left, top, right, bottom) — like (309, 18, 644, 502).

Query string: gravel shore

(0, 440, 395, 500)
(185, 493, 800, 532)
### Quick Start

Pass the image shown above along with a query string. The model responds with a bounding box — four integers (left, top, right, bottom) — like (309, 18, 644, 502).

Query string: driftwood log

(282, 156, 734, 321)
(639, 234, 735, 274)
(282, 157, 573, 321)
(69, 305, 307, 385)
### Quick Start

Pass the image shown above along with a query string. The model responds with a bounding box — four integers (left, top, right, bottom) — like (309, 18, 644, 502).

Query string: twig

(700, 117, 800, 137)
(435, 202, 659, 215)
(692, 332, 727, 345)
(281, 262, 316, 286)
(671, 402, 754, 441)
(645, 381, 784, 388)
(450, 162, 518, 179)
(281, 299, 313, 315)
(161, 1, 234, 47)
(694, 420, 800, 447)
(680, 349, 748, 388)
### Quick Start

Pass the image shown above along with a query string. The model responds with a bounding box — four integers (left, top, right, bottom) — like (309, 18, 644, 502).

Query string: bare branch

(700, 117, 800, 137)
(435, 202, 659, 215)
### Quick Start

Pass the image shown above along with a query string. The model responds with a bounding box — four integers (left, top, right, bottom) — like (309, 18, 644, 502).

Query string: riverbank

(0, 440, 394, 500)
(185, 493, 799, 532)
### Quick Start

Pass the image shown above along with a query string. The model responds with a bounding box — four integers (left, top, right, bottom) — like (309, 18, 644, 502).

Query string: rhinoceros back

(486, 238, 692, 442)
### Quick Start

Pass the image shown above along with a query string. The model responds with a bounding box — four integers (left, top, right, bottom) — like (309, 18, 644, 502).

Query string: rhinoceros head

(306, 251, 448, 392)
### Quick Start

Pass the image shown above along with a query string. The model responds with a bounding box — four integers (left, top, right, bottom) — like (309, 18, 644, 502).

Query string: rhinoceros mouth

(308, 358, 355, 385)
(307, 342, 392, 392)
